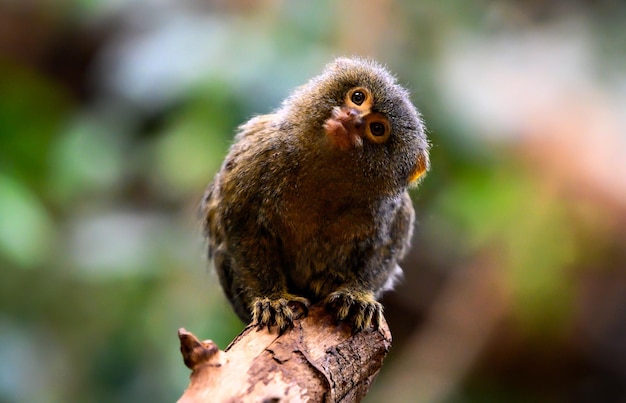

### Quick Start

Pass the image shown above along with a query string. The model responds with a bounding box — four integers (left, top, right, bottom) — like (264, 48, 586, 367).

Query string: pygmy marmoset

(202, 57, 430, 333)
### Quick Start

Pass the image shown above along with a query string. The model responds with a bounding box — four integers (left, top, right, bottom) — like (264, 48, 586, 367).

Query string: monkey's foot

(251, 295, 311, 333)
(325, 289, 383, 332)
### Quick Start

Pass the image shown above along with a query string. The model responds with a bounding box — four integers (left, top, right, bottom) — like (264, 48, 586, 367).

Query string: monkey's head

(280, 57, 430, 189)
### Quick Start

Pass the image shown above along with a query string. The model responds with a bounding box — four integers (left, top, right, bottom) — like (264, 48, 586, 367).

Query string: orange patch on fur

(409, 151, 429, 183)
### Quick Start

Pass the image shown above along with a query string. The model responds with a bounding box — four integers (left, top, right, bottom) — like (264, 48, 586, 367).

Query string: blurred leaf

(0, 173, 56, 267)
(152, 84, 240, 195)
(0, 61, 72, 188)
(46, 115, 126, 205)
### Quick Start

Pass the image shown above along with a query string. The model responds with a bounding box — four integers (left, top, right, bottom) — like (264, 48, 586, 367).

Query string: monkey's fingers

(325, 289, 383, 332)
(250, 295, 311, 334)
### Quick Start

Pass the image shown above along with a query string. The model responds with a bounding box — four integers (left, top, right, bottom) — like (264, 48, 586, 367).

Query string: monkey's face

(323, 86, 391, 151)
(313, 58, 430, 187)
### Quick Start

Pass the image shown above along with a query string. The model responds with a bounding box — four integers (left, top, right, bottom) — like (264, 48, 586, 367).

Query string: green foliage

(0, 174, 56, 267)
(0, 62, 72, 188)
(0, 1, 624, 402)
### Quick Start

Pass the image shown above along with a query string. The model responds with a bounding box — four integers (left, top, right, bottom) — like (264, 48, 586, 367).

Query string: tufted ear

(409, 149, 429, 185)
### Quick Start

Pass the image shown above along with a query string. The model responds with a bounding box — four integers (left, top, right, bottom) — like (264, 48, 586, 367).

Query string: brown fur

(202, 57, 430, 332)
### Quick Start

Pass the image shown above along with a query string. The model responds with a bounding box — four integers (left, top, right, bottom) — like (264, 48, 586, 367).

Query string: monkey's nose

(346, 107, 364, 128)
(346, 108, 359, 118)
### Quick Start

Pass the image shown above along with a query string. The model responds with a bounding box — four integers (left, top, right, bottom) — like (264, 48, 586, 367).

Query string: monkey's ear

(408, 150, 429, 185)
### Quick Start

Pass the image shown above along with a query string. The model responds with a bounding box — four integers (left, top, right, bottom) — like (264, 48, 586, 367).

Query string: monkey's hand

(325, 289, 383, 332)
(251, 294, 311, 333)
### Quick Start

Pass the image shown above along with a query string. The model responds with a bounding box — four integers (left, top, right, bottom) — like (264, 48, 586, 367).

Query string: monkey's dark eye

(364, 114, 390, 143)
(351, 91, 365, 105)
(369, 122, 386, 137)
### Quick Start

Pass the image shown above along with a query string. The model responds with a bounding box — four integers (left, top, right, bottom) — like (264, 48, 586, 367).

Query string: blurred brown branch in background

(371, 253, 508, 403)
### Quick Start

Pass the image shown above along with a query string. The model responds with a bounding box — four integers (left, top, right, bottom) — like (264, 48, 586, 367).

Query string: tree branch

(177, 304, 392, 402)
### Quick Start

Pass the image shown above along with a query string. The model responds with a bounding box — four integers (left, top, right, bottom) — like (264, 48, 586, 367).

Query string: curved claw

(325, 290, 383, 332)
(251, 295, 311, 333)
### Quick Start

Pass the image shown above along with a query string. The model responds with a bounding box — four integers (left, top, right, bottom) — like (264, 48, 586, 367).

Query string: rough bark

(177, 304, 392, 402)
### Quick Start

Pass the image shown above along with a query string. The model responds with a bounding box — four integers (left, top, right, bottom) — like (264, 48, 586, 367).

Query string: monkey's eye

(351, 91, 365, 105)
(364, 115, 391, 144)
(369, 122, 385, 137)
(346, 87, 371, 109)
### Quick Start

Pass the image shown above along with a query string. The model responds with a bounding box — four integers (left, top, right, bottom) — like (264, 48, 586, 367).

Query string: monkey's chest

(275, 189, 379, 293)
(279, 184, 374, 241)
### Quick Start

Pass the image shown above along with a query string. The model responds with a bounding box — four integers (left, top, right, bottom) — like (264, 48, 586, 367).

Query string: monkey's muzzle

(323, 106, 365, 150)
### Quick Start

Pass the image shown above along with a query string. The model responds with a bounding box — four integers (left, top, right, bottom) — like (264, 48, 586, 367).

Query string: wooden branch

(177, 304, 392, 402)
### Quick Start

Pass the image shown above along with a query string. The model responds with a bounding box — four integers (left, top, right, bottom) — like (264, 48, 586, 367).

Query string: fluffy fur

(202, 57, 430, 332)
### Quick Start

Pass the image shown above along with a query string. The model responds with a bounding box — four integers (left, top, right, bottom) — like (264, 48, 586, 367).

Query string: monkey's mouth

(323, 106, 364, 150)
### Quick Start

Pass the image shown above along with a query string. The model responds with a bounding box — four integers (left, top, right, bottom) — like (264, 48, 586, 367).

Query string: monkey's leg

(323, 242, 400, 332)
(325, 194, 414, 331)
(234, 232, 310, 333)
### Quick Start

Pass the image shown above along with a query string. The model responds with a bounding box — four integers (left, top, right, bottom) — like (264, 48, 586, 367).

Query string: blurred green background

(1, 1, 625, 402)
